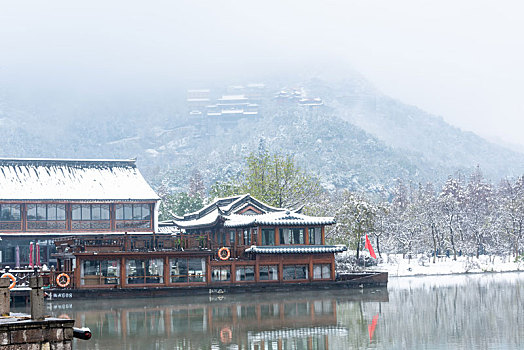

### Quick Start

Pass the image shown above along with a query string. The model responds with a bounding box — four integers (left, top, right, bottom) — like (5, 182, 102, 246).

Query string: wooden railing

(1, 268, 75, 289)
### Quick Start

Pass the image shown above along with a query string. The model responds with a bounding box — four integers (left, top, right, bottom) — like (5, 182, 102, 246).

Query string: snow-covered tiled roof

(245, 245, 347, 254)
(0, 158, 159, 201)
(168, 194, 335, 230)
(224, 211, 335, 227)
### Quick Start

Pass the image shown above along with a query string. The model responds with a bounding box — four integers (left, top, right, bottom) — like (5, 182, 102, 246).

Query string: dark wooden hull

(23, 272, 388, 300)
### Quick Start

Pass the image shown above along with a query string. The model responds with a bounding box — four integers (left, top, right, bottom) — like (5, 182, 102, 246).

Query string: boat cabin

(50, 194, 344, 290)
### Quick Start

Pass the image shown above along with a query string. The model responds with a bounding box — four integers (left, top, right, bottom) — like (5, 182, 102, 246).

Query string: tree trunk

(376, 236, 381, 258)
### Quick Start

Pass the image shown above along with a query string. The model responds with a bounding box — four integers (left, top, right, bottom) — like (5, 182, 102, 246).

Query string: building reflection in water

(42, 288, 388, 350)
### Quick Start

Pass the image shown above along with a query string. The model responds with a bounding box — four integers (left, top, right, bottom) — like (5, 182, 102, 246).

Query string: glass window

(229, 230, 235, 245)
(27, 204, 66, 221)
(313, 264, 331, 279)
(72, 205, 81, 220)
(116, 204, 123, 220)
(235, 266, 255, 281)
(0, 204, 21, 221)
(279, 228, 304, 244)
(259, 265, 278, 281)
(57, 205, 66, 220)
(124, 205, 133, 220)
(81, 260, 120, 285)
(283, 265, 309, 280)
(261, 229, 275, 245)
(81, 205, 91, 220)
(92, 205, 101, 220)
(141, 204, 151, 220)
(132, 205, 142, 220)
(126, 259, 164, 284)
(309, 227, 322, 245)
(211, 266, 230, 282)
(101, 205, 110, 220)
(170, 258, 206, 283)
(243, 230, 250, 245)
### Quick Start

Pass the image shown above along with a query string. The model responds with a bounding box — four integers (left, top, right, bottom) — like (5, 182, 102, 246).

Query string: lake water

(17, 272, 523, 349)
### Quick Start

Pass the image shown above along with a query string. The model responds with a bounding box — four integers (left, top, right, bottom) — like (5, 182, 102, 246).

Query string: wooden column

(275, 227, 280, 245)
(120, 256, 126, 288)
(163, 256, 170, 286)
(321, 226, 325, 245)
(304, 227, 309, 245)
(74, 257, 81, 288)
(308, 255, 313, 282)
(257, 227, 262, 246)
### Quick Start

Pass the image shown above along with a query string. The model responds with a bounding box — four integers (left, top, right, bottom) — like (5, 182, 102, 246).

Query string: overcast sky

(1, 0, 523, 148)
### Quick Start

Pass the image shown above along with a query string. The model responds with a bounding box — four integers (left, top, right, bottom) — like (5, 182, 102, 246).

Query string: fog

(1, 0, 523, 147)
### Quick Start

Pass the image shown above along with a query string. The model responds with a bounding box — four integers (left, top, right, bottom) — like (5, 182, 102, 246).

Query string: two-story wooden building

(0, 158, 160, 268)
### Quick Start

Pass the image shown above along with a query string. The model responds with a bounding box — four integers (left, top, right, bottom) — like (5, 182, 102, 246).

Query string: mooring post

(29, 276, 45, 320)
(0, 277, 10, 316)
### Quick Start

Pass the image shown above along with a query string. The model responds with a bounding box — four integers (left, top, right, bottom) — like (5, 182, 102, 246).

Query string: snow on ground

(336, 251, 523, 277)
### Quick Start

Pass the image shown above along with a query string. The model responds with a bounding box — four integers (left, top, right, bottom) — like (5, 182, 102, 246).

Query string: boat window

(80, 259, 120, 286)
(71, 204, 111, 230)
(259, 265, 278, 281)
(126, 258, 164, 284)
(279, 228, 304, 245)
(261, 229, 275, 245)
(309, 227, 322, 245)
(235, 265, 255, 281)
(26, 204, 67, 230)
(115, 203, 152, 230)
(211, 266, 230, 282)
(283, 265, 308, 280)
(170, 258, 206, 283)
(0, 204, 22, 230)
(313, 264, 331, 279)
(0, 204, 21, 221)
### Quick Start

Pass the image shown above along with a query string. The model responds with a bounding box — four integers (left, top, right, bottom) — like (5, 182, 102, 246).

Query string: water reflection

(42, 288, 388, 350)
(14, 272, 524, 349)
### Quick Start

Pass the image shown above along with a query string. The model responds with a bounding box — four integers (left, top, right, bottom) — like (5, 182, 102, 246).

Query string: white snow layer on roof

(0, 159, 159, 200)
(224, 211, 335, 227)
(173, 208, 222, 228)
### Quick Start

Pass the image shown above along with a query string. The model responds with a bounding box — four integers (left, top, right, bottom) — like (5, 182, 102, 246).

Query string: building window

(80, 260, 120, 285)
(116, 204, 152, 229)
(170, 258, 206, 283)
(126, 258, 163, 284)
(27, 204, 66, 230)
(211, 266, 230, 282)
(283, 265, 308, 280)
(313, 264, 331, 279)
(72, 204, 110, 230)
(261, 229, 275, 245)
(242, 229, 251, 245)
(235, 266, 255, 281)
(0, 204, 21, 230)
(259, 265, 278, 281)
(229, 230, 235, 245)
(309, 227, 322, 245)
(279, 228, 304, 245)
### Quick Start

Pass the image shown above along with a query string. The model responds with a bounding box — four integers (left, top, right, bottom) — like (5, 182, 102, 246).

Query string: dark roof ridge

(0, 158, 137, 167)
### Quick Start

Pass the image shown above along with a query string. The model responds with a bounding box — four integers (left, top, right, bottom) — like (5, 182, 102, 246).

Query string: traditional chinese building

(0, 158, 160, 268)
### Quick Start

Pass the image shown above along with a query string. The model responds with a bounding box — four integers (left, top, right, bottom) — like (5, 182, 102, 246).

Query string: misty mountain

(1, 75, 523, 195)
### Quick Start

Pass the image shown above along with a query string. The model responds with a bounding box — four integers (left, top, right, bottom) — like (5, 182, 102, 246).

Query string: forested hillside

(1, 75, 523, 196)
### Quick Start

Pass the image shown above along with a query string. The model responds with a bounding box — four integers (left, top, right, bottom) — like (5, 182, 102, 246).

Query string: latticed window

(72, 204, 110, 230)
(27, 204, 66, 230)
(115, 203, 152, 229)
(0, 204, 21, 230)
